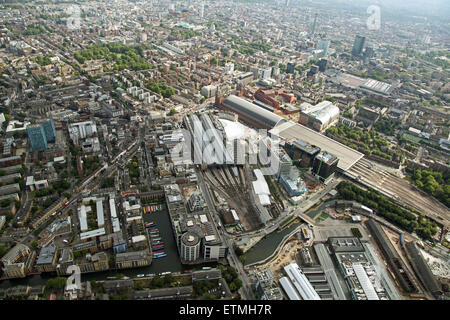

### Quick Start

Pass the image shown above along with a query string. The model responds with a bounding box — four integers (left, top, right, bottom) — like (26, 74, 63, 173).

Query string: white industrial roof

(284, 263, 321, 300)
(231, 209, 239, 222)
(204, 235, 216, 242)
(199, 214, 208, 224)
(408, 127, 421, 135)
(253, 169, 271, 195)
(96, 199, 104, 227)
(26, 176, 34, 186)
(79, 205, 88, 232)
(132, 235, 146, 243)
(109, 198, 121, 233)
(279, 277, 301, 300)
(353, 264, 379, 300)
(80, 228, 105, 240)
(258, 194, 271, 206)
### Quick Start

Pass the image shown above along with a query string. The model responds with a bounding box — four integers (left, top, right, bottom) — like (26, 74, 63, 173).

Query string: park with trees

(405, 167, 450, 208)
(74, 42, 152, 72)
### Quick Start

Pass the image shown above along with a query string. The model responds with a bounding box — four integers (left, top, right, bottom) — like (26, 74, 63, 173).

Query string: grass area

(278, 216, 296, 231)
(316, 212, 329, 221)
(351, 227, 363, 238)
(133, 274, 191, 290)
(402, 133, 423, 143)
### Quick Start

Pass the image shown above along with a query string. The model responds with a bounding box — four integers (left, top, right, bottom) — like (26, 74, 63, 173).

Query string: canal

(243, 200, 337, 266)
(244, 221, 302, 266)
(0, 203, 183, 288)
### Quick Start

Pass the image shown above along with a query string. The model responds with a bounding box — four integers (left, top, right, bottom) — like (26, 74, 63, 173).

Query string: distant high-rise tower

(352, 35, 366, 56)
(285, 0, 290, 7)
(311, 13, 318, 36)
(318, 59, 328, 72)
(317, 40, 330, 56)
(363, 46, 374, 61)
(286, 62, 296, 74)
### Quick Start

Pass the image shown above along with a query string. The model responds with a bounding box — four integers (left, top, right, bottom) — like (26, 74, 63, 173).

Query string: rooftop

(270, 121, 364, 171)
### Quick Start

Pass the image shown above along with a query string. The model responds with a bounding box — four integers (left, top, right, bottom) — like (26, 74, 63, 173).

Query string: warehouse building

(279, 276, 301, 300)
(221, 95, 287, 129)
(403, 241, 442, 296)
(283, 263, 321, 300)
(367, 219, 418, 294)
(313, 243, 348, 300)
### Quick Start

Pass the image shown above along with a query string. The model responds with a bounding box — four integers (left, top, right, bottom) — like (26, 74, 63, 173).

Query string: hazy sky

(325, 0, 450, 19)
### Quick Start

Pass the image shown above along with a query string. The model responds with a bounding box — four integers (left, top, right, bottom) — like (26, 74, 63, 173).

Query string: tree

(31, 241, 38, 249)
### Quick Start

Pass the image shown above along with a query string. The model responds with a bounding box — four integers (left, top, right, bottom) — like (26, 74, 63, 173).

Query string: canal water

(244, 221, 302, 266)
(0, 203, 183, 288)
(243, 200, 338, 266)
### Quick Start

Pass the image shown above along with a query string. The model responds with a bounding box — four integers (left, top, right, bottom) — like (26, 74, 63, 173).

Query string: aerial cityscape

(0, 0, 448, 304)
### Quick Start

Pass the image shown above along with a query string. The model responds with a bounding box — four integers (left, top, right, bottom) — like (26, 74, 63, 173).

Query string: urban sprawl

(0, 0, 448, 301)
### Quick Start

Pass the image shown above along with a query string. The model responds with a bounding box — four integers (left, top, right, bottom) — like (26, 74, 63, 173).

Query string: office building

(352, 35, 366, 56)
(286, 62, 296, 74)
(317, 40, 329, 56)
(35, 243, 58, 273)
(311, 13, 318, 36)
(27, 125, 48, 151)
(318, 59, 328, 72)
(180, 231, 201, 262)
(312, 151, 338, 182)
(261, 67, 272, 80)
(40, 120, 56, 143)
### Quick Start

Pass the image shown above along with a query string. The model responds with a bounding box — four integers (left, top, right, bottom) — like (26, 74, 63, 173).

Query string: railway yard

(202, 166, 268, 231)
(347, 158, 450, 228)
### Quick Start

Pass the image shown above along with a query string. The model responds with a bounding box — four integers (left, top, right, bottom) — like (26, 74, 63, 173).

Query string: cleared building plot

(347, 158, 450, 228)
(270, 121, 364, 172)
